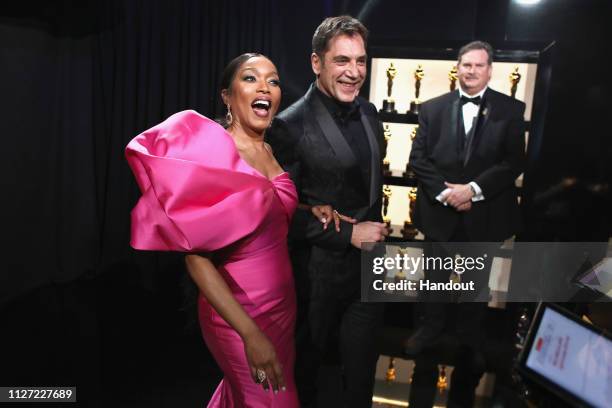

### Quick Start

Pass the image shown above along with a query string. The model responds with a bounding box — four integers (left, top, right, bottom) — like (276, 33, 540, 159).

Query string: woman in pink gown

(126, 54, 350, 407)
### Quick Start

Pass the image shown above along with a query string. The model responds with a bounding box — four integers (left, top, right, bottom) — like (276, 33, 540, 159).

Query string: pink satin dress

(126, 110, 299, 407)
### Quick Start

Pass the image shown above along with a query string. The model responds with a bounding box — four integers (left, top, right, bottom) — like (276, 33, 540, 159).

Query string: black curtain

(1, 0, 280, 302)
(1, 1, 280, 405)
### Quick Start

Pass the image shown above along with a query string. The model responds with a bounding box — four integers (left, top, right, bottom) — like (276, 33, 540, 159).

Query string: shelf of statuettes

(379, 111, 419, 124)
(381, 184, 423, 242)
(375, 60, 533, 126)
(387, 224, 423, 242)
(383, 170, 417, 187)
(379, 111, 530, 129)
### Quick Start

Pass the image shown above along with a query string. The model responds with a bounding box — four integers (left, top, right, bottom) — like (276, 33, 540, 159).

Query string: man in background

(406, 40, 526, 407)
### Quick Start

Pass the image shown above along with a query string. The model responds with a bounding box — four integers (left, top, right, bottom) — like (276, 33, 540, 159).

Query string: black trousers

(409, 223, 495, 407)
(294, 287, 383, 408)
(409, 303, 488, 408)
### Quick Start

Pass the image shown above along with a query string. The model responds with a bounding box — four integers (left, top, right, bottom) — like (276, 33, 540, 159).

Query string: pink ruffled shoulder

(125, 110, 279, 252)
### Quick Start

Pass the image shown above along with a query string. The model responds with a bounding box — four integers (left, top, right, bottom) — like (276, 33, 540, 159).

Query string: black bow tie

(334, 104, 360, 123)
(460, 95, 482, 106)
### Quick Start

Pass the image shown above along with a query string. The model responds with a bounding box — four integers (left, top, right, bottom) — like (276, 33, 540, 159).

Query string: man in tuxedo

(266, 15, 388, 408)
(405, 41, 526, 407)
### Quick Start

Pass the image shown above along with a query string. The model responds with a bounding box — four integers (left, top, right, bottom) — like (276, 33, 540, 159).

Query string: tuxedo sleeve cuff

(436, 188, 452, 206)
(469, 182, 485, 201)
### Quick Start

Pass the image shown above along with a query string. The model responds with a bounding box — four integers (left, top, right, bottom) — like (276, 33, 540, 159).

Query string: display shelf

(386, 224, 423, 242)
(384, 171, 418, 187)
(379, 111, 530, 130)
(379, 111, 418, 124)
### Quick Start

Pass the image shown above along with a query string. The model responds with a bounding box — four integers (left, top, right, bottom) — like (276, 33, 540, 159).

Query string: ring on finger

(256, 368, 267, 384)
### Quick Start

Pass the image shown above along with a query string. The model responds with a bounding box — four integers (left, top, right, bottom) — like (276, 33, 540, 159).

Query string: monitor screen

(523, 304, 612, 407)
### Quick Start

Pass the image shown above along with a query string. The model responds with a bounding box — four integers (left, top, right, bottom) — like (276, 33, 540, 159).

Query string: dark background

(1, 0, 610, 407)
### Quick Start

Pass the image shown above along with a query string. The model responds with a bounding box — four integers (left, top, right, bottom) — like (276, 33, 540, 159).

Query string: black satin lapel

(360, 112, 381, 207)
(466, 99, 492, 165)
(448, 96, 461, 158)
(310, 93, 356, 168)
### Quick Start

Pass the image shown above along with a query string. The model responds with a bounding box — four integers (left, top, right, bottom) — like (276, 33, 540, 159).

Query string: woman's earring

(225, 104, 233, 125)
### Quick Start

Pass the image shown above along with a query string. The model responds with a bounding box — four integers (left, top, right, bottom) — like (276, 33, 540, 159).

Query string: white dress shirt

(435, 86, 487, 205)
(459, 86, 487, 134)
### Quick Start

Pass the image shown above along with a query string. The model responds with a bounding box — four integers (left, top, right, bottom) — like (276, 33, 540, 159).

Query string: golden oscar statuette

(409, 64, 425, 114)
(395, 248, 408, 281)
(382, 124, 392, 176)
(381, 62, 398, 113)
(449, 65, 458, 91)
(401, 187, 418, 239)
(394, 247, 411, 290)
(437, 365, 448, 394)
(509, 66, 522, 99)
(403, 126, 418, 179)
(386, 357, 396, 383)
(382, 185, 393, 233)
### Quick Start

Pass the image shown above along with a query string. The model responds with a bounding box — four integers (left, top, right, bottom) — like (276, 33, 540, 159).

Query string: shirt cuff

(469, 182, 484, 201)
(436, 188, 452, 206)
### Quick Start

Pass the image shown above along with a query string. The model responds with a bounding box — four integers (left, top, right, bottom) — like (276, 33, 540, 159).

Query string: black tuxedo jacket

(266, 85, 385, 297)
(409, 88, 526, 241)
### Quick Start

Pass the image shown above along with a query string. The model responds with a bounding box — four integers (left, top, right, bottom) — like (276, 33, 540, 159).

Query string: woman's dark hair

(216, 52, 263, 128)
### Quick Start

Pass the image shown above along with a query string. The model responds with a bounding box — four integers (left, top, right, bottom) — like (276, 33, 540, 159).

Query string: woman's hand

(185, 254, 286, 393)
(311, 205, 357, 232)
(243, 328, 286, 393)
